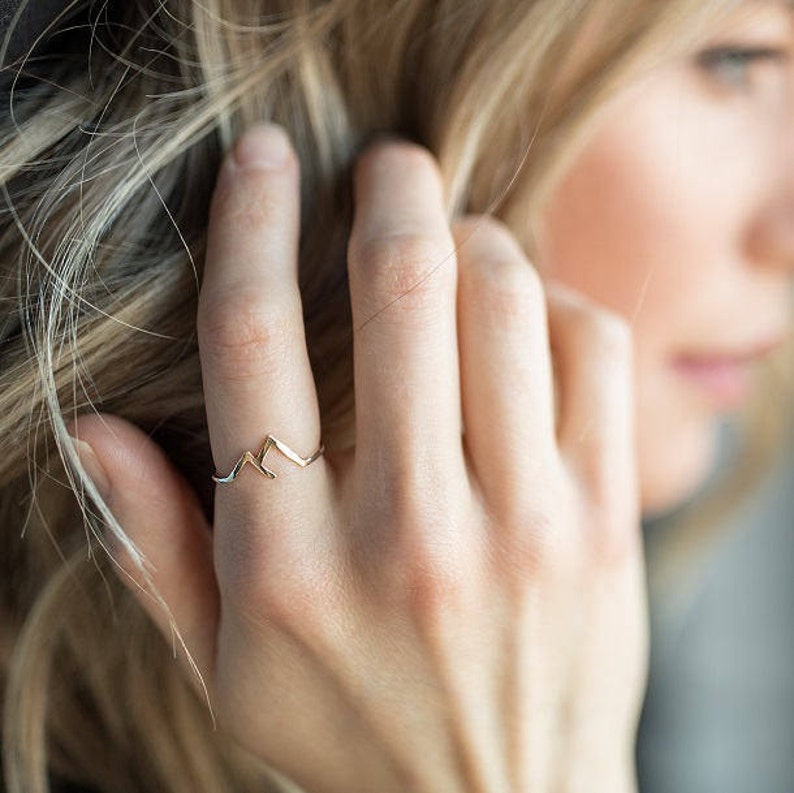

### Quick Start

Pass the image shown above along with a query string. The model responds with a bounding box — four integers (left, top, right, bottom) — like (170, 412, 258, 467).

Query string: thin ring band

(212, 435, 325, 483)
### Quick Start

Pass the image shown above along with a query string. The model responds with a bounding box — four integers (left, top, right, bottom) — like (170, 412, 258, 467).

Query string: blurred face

(537, 1, 794, 518)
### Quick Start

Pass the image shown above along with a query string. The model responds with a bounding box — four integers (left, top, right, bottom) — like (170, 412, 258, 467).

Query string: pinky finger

(546, 282, 637, 498)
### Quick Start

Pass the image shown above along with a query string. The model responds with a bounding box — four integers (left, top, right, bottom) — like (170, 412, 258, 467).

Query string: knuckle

(349, 233, 450, 305)
(564, 301, 632, 368)
(455, 216, 544, 321)
(198, 289, 295, 378)
(496, 517, 554, 581)
(583, 521, 639, 573)
(567, 484, 639, 573)
(378, 497, 474, 619)
(212, 170, 281, 234)
(493, 509, 577, 586)
(260, 576, 321, 633)
(357, 139, 441, 183)
(399, 537, 469, 620)
(583, 309, 633, 361)
(591, 311, 632, 357)
(453, 213, 514, 243)
(590, 478, 640, 557)
(473, 259, 544, 323)
(233, 555, 344, 640)
(487, 477, 587, 585)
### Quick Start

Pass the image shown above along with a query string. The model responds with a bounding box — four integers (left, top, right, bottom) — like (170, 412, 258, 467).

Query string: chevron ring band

(212, 435, 325, 484)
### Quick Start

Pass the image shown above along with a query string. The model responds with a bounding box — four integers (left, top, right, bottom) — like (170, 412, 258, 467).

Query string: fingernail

(71, 438, 112, 502)
(233, 123, 291, 170)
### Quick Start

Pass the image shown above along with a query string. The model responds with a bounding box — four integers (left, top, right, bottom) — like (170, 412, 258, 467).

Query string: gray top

(637, 427, 794, 792)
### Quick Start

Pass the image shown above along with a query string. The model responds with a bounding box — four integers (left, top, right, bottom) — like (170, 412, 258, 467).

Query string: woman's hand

(68, 123, 650, 793)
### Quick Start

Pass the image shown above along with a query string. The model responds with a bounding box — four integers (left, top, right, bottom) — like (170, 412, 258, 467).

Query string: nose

(748, 190, 794, 273)
(745, 71, 794, 274)
(748, 114, 794, 273)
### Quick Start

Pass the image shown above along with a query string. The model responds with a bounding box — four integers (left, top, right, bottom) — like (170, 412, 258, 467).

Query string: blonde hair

(1, 0, 783, 791)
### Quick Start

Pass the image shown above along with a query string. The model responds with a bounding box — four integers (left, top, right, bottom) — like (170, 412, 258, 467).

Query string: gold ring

(212, 435, 324, 483)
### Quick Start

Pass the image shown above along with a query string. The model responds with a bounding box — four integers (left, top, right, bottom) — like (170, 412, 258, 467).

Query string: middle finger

(348, 142, 465, 488)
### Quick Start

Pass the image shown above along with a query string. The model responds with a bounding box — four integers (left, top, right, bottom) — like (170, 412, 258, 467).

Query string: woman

(1, 0, 792, 791)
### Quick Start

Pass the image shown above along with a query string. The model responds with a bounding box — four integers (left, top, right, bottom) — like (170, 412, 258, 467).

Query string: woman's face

(537, 1, 794, 519)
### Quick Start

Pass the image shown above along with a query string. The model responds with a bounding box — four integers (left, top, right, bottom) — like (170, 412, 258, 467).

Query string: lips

(673, 358, 754, 408)
(672, 335, 787, 409)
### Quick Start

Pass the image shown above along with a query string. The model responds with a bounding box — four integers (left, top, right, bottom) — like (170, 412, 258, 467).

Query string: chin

(638, 419, 721, 521)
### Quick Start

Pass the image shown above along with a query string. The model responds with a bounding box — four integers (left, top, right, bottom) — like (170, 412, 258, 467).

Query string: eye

(695, 45, 789, 87)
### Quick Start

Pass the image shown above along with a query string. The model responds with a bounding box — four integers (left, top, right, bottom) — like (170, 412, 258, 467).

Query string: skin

(539, 1, 794, 517)
(65, 2, 793, 791)
(71, 132, 647, 793)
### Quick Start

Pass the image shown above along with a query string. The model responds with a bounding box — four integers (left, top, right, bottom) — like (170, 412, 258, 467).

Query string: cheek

(535, 62, 771, 329)
(538, 96, 736, 330)
(536, 84, 753, 516)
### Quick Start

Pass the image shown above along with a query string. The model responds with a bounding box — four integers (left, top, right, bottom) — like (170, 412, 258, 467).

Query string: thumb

(66, 413, 218, 697)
